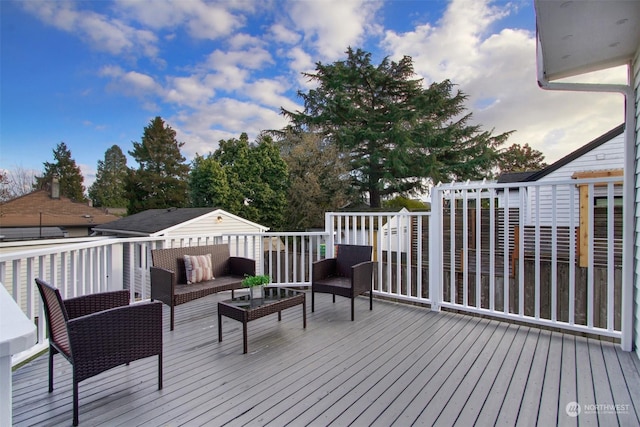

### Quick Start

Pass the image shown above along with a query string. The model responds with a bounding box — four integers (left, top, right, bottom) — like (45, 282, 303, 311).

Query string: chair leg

(351, 298, 355, 321)
(158, 353, 163, 390)
(73, 379, 79, 426)
(48, 348, 54, 393)
(311, 291, 315, 313)
(370, 291, 373, 310)
(333, 294, 336, 303)
(170, 304, 175, 331)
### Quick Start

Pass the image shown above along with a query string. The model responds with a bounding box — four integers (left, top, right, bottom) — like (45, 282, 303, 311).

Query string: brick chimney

(51, 175, 60, 199)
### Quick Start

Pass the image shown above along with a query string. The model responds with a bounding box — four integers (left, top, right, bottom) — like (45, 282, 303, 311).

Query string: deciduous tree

(125, 117, 190, 214)
(0, 166, 38, 202)
(283, 47, 511, 207)
(278, 131, 354, 229)
(212, 133, 288, 229)
(496, 143, 547, 174)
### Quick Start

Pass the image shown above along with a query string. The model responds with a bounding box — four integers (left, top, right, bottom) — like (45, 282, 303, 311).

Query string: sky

(0, 0, 627, 190)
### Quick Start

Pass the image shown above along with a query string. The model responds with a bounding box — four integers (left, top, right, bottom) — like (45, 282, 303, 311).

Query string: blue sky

(0, 0, 625, 189)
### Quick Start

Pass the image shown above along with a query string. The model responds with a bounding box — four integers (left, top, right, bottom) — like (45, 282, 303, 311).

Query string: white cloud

(165, 76, 216, 107)
(382, 0, 625, 164)
(287, 0, 382, 60)
(269, 23, 301, 45)
(23, 1, 159, 58)
(115, 0, 247, 39)
(206, 47, 274, 71)
(245, 78, 300, 111)
(173, 98, 289, 159)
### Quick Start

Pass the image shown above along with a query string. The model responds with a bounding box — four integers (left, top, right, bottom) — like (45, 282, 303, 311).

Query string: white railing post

(430, 186, 442, 311)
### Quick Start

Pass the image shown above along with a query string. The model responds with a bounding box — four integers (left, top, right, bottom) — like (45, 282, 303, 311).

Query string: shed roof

(94, 207, 267, 236)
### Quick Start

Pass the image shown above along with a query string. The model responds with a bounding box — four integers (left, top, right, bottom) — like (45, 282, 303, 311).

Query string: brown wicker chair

(311, 244, 374, 321)
(35, 278, 163, 426)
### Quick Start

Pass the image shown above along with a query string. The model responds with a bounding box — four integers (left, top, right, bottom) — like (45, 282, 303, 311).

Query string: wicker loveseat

(150, 244, 255, 330)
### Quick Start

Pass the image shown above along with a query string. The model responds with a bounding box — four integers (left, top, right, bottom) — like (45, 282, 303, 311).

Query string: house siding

(163, 213, 265, 261)
(634, 46, 640, 360)
(502, 133, 624, 226)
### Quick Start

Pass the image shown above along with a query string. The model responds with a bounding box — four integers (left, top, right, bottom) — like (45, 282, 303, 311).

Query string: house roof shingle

(0, 190, 119, 228)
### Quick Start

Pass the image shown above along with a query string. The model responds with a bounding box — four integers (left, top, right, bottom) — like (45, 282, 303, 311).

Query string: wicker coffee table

(218, 287, 306, 353)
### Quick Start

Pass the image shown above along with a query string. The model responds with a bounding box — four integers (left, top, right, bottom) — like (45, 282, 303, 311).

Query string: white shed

(94, 208, 269, 293)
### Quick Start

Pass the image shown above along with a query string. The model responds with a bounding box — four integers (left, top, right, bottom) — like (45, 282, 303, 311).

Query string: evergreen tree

(125, 117, 190, 214)
(282, 47, 511, 207)
(35, 142, 86, 201)
(89, 145, 128, 207)
(188, 154, 230, 208)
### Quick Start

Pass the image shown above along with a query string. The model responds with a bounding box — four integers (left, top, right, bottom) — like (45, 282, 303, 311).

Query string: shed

(94, 208, 269, 293)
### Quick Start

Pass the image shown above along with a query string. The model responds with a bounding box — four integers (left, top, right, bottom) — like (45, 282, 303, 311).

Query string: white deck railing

(1, 176, 630, 375)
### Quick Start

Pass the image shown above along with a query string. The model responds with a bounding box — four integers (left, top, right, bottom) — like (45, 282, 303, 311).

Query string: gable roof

(94, 207, 268, 236)
(0, 190, 119, 228)
(497, 124, 624, 184)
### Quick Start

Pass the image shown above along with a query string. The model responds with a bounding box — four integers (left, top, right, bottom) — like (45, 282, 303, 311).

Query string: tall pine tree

(89, 145, 128, 208)
(35, 142, 86, 201)
(282, 47, 512, 207)
(125, 117, 190, 214)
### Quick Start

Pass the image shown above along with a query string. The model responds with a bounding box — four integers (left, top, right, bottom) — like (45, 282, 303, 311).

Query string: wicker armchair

(35, 278, 163, 426)
(311, 244, 374, 321)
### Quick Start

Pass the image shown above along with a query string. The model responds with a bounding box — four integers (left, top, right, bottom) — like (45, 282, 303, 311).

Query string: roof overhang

(535, 0, 640, 81)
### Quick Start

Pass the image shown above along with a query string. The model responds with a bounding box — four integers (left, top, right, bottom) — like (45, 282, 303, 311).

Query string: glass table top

(222, 287, 304, 310)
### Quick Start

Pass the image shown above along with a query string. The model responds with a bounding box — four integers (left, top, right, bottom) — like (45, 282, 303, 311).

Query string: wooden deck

(12, 290, 640, 426)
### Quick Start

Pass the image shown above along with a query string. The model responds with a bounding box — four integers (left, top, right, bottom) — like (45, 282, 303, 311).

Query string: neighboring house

(497, 123, 625, 226)
(0, 183, 119, 241)
(93, 207, 269, 293)
(534, 0, 639, 355)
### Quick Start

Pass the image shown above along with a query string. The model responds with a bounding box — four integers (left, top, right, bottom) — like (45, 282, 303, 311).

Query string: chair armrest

(68, 301, 163, 382)
(64, 290, 130, 319)
(229, 257, 256, 277)
(352, 261, 374, 295)
(312, 258, 337, 281)
(150, 266, 175, 305)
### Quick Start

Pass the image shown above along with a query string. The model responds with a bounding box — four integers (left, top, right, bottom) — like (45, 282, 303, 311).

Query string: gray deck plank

(424, 323, 519, 426)
(454, 324, 527, 426)
(515, 329, 551, 427)
(383, 319, 501, 426)
(320, 313, 467, 427)
(557, 334, 578, 427)
(11, 290, 640, 427)
(195, 298, 421, 427)
(296, 311, 457, 426)
(492, 328, 540, 427)
(601, 340, 640, 426)
(252, 309, 446, 427)
(535, 332, 563, 426)
(341, 314, 476, 427)
(411, 320, 510, 425)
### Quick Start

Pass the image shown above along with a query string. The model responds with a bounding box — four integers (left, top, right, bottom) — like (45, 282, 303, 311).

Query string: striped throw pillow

(184, 254, 214, 284)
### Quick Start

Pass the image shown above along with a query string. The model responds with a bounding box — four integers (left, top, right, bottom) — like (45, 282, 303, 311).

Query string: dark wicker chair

(311, 244, 374, 321)
(35, 278, 163, 426)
